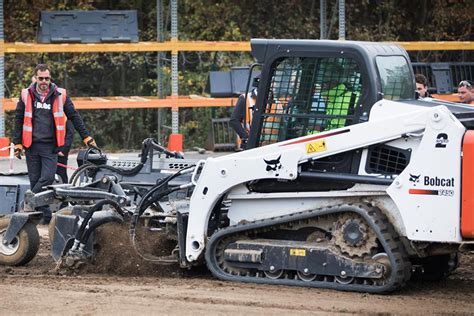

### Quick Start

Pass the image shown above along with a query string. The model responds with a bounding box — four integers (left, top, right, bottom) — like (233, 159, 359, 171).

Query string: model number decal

(305, 140, 326, 154)
(409, 189, 454, 196)
(438, 189, 454, 197)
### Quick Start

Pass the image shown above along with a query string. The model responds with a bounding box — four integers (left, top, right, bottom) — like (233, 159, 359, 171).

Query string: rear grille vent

(366, 145, 411, 175)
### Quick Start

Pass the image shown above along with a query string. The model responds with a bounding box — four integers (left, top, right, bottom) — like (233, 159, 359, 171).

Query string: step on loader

(2, 39, 474, 293)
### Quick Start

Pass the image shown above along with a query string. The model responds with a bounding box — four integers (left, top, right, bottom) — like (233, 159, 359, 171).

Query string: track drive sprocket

(333, 212, 378, 258)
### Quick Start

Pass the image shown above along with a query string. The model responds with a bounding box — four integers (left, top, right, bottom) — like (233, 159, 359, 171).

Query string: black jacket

(229, 94, 249, 139)
(13, 83, 90, 152)
(63, 120, 75, 154)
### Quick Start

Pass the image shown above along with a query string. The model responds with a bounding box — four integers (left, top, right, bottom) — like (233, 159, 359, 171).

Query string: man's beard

(38, 84, 48, 92)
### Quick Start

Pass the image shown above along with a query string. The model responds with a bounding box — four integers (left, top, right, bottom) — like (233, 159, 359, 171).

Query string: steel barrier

(211, 118, 236, 151)
(412, 62, 474, 94)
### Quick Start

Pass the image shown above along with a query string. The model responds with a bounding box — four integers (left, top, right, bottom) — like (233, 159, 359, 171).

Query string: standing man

(458, 80, 473, 104)
(13, 64, 96, 224)
(415, 74, 432, 99)
(30, 74, 73, 184)
(230, 74, 260, 150)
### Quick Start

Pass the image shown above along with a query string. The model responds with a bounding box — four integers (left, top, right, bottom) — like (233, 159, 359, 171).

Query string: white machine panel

(387, 107, 465, 242)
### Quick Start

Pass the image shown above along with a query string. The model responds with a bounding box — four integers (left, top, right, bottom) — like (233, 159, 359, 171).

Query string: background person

(13, 63, 96, 224)
(230, 74, 260, 150)
(458, 80, 473, 104)
(415, 74, 432, 99)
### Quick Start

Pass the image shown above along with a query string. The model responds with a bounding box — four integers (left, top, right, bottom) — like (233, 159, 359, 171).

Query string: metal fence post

(320, 0, 327, 39)
(157, 0, 164, 143)
(167, 0, 183, 151)
(338, 0, 345, 40)
(171, 0, 179, 135)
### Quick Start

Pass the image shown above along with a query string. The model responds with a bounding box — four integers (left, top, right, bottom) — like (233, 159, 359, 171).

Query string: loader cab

(245, 39, 415, 189)
(247, 39, 415, 149)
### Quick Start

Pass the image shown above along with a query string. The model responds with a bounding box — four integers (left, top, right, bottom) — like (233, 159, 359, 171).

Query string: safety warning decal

(305, 140, 326, 154)
(290, 249, 306, 256)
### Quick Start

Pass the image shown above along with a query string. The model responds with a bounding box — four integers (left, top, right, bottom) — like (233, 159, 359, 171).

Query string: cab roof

(250, 39, 409, 64)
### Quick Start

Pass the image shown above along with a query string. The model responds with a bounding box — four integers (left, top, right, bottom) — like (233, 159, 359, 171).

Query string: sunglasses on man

(37, 76, 51, 82)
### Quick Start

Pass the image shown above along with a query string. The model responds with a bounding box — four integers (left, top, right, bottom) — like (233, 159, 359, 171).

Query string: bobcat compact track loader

(3, 39, 474, 293)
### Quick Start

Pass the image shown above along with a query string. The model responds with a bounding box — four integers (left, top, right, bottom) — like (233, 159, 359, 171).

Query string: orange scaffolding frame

(1, 40, 471, 110)
(1, 94, 461, 111)
(2, 96, 238, 111)
(3, 40, 473, 53)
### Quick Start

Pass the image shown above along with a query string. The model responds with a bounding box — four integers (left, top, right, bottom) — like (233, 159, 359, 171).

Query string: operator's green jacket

(322, 83, 359, 131)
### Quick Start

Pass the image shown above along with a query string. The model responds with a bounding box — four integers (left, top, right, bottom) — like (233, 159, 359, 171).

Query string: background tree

(4, 0, 472, 150)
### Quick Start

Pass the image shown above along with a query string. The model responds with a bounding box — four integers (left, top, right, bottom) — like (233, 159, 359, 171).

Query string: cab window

(259, 56, 362, 146)
(375, 56, 414, 101)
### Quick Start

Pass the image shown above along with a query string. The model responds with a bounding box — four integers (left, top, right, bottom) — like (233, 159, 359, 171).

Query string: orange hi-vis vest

(21, 87, 67, 148)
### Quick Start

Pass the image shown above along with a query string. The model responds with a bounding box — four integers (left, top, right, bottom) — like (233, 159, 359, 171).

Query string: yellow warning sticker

(305, 140, 326, 154)
(290, 249, 306, 256)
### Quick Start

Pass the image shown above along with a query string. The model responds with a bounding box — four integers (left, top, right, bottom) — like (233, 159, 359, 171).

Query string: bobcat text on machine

(2, 39, 474, 293)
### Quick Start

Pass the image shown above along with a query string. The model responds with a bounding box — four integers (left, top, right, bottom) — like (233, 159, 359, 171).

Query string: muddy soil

(1, 224, 473, 315)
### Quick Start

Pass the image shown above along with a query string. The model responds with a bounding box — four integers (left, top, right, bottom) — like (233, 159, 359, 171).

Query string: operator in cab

(230, 74, 260, 150)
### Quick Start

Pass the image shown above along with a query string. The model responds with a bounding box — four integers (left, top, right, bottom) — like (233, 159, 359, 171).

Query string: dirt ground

(1, 225, 474, 315)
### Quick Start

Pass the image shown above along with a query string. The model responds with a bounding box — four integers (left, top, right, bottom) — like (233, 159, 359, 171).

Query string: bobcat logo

(35, 101, 51, 110)
(409, 174, 421, 186)
(264, 155, 282, 176)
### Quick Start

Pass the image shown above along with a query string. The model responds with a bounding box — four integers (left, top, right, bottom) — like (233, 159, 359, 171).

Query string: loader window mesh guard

(366, 145, 411, 175)
(259, 56, 362, 146)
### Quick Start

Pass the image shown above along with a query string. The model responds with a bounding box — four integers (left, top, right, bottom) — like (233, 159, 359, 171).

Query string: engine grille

(366, 145, 411, 175)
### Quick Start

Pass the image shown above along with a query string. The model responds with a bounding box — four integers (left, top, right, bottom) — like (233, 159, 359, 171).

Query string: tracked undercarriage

(206, 203, 411, 293)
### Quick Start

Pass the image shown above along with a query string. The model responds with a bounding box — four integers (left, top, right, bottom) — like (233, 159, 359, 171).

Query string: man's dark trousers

(25, 142, 57, 224)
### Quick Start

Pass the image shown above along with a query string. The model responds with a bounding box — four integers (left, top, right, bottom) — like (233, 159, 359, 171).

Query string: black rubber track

(205, 203, 412, 293)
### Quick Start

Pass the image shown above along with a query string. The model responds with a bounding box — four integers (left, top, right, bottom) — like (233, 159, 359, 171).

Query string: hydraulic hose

(79, 215, 123, 246)
(129, 183, 192, 264)
(136, 165, 195, 217)
(68, 199, 124, 253)
(128, 165, 195, 263)
(69, 162, 99, 185)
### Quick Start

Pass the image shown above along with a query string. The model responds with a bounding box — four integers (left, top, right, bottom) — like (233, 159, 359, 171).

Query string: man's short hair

(34, 64, 51, 75)
(415, 74, 428, 87)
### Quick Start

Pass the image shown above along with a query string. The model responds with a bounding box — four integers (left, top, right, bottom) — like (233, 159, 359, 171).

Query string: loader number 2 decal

(306, 140, 327, 154)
